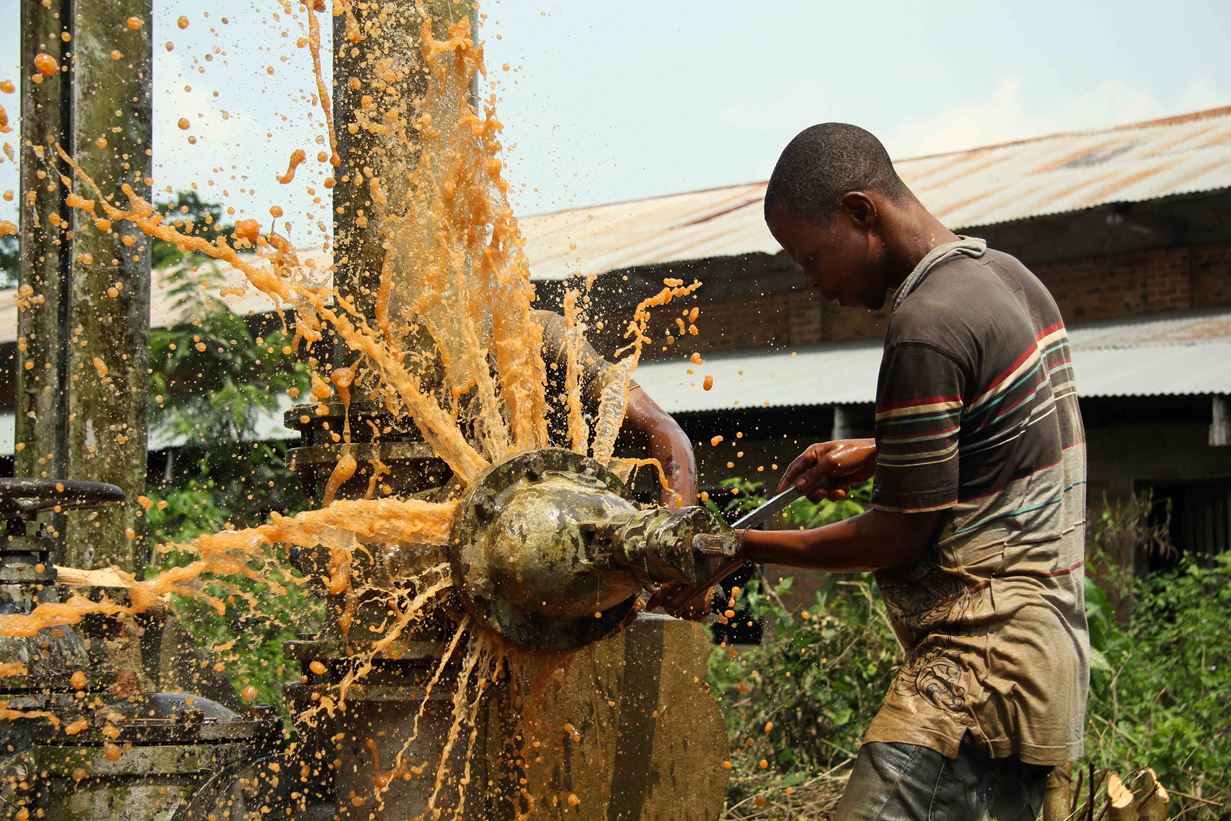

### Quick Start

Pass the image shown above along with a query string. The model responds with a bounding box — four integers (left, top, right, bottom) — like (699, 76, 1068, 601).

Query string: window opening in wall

(1141, 478, 1231, 570)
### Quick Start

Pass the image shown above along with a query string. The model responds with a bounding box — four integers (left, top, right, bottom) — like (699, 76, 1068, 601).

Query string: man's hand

(644, 581, 713, 620)
(779, 439, 876, 502)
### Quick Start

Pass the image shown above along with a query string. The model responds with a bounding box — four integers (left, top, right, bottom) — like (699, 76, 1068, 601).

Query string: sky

(2, 0, 1229, 252)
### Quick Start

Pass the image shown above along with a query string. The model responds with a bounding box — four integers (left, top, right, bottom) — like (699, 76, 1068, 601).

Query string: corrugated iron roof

(0, 308, 1224, 456)
(632, 308, 1231, 414)
(0, 107, 1227, 342)
(518, 106, 1231, 280)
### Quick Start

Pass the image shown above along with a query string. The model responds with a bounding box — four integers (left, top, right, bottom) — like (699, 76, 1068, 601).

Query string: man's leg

(988, 756, 1052, 821)
(832, 737, 1049, 821)
(832, 741, 984, 820)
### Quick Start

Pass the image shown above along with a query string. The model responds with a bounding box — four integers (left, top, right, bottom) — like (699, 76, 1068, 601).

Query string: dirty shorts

(832, 736, 1052, 820)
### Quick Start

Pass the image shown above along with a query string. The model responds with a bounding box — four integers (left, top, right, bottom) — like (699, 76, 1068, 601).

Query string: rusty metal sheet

(515, 105, 1231, 280)
(629, 307, 1231, 413)
(2, 108, 1229, 340)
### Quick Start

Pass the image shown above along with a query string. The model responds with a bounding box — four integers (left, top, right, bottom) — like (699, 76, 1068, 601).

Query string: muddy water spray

(3, 2, 708, 816)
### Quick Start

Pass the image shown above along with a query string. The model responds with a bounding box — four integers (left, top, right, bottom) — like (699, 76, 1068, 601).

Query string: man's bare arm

(622, 386, 698, 507)
(740, 508, 941, 572)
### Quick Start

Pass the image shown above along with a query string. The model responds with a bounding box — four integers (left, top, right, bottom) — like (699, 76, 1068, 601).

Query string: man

(535, 309, 697, 509)
(740, 124, 1088, 818)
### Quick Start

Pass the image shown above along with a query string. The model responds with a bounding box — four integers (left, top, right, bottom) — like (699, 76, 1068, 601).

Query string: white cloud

(885, 77, 1058, 159)
(886, 74, 1231, 160)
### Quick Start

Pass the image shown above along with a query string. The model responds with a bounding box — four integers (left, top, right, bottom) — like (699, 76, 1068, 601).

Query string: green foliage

(1082, 553, 1231, 813)
(706, 479, 894, 810)
(704, 475, 873, 529)
(710, 481, 1230, 818)
(708, 575, 898, 769)
(144, 218, 319, 704)
(0, 232, 17, 288)
(147, 259, 309, 537)
(151, 190, 235, 269)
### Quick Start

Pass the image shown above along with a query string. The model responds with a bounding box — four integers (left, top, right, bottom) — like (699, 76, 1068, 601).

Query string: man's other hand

(645, 581, 713, 621)
(779, 439, 876, 502)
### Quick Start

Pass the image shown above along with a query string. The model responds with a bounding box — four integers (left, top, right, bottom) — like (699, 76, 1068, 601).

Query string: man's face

(766, 203, 887, 310)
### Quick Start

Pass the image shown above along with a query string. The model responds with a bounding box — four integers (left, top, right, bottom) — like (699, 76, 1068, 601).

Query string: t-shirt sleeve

(871, 341, 966, 513)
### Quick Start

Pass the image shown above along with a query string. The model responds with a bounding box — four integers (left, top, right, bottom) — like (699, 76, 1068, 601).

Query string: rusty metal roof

(519, 105, 1231, 280)
(1, 107, 1228, 342)
(632, 308, 1231, 414)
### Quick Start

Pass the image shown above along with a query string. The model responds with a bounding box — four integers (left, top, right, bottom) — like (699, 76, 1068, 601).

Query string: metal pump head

(446, 449, 738, 650)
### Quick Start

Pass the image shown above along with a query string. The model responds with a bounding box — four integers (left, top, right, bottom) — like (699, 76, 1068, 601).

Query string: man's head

(764, 123, 913, 309)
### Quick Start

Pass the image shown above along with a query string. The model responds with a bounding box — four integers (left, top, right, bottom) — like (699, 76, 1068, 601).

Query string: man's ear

(839, 191, 877, 227)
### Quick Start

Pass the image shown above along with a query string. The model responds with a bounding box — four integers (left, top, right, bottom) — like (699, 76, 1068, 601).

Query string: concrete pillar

(1211, 395, 1229, 447)
(17, 0, 152, 572)
(331, 0, 475, 366)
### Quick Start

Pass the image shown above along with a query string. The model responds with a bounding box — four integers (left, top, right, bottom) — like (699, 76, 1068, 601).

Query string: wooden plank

(56, 564, 135, 589)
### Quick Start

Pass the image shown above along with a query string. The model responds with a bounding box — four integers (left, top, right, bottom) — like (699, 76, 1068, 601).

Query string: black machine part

(447, 449, 738, 651)
(0, 479, 126, 692)
(0, 479, 127, 522)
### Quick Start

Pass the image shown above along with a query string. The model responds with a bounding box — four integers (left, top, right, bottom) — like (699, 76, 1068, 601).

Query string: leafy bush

(706, 478, 894, 815)
(145, 244, 321, 706)
(708, 480, 1231, 819)
(1083, 553, 1231, 815)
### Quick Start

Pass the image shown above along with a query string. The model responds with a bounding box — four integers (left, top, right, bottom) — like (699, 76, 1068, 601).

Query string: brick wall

(1192, 243, 1231, 308)
(1035, 244, 1223, 322)
(678, 241, 1231, 355)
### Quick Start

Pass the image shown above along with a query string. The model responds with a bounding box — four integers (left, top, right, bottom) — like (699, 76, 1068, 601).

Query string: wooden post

(17, 0, 152, 573)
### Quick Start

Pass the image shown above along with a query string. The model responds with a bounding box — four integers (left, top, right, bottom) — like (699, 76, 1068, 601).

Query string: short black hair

(764, 123, 908, 220)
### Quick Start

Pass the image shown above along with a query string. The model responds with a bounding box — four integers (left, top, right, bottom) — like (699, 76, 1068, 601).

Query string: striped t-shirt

(865, 238, 1089, 766)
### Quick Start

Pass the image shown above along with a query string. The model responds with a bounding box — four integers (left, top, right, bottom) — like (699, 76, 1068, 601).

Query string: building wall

(1085, 421, 1230, 499)
(1038, 242, 1231, 323)
(669, 240, 1231, 357)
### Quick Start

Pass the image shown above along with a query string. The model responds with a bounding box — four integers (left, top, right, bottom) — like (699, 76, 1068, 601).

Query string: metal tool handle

(657, 477, 840, 613)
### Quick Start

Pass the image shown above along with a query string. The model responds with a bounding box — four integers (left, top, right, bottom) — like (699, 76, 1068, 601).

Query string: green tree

(145, 221, 320, 706)
(0, 232, 18, 288)
(151, 190, 235, 269)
